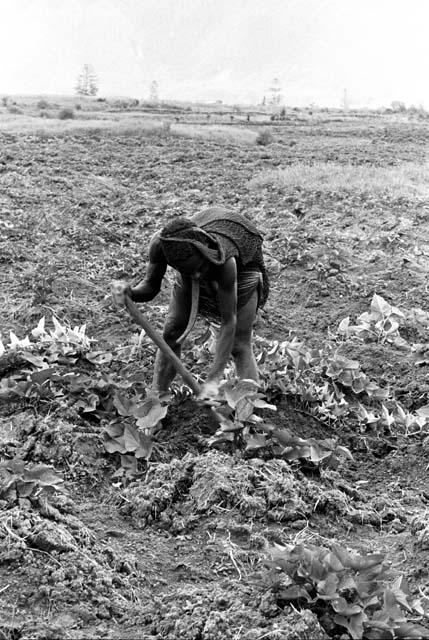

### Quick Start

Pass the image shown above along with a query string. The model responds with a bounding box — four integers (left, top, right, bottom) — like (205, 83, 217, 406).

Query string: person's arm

(206, 257, 237, 383)
(128, 235, 167, 302)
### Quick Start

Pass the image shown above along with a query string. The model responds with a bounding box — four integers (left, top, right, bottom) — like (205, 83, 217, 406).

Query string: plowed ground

(1, 110, 429, 639)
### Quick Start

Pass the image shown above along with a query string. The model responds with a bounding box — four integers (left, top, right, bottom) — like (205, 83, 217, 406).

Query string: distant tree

(150, 80, 159, 102)
(269, 78, 283, 106)
(76, 64, 98, 97)
(391, 100, 406, 112)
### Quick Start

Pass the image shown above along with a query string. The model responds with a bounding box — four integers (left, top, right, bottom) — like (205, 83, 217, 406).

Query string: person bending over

(114, 206, 269, 396)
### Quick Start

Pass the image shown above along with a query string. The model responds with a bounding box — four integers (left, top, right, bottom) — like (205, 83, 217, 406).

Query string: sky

(1, 0, 428, 108)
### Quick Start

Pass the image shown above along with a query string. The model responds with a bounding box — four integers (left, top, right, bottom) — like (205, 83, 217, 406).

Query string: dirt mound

(120, 583, 327, 639)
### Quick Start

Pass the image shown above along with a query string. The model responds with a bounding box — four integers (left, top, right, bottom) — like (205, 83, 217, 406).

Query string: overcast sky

(1, 0, 428, 107)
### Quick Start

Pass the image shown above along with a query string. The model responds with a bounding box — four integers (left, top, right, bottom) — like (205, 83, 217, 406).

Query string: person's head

(159, 218, 224, 278)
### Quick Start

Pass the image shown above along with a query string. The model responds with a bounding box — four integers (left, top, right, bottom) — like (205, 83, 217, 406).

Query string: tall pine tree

(76, 64, 98, 96)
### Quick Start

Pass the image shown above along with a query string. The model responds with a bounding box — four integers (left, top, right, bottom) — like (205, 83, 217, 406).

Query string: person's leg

(152, 282, 191, 393)
(231, 289, 259, 381)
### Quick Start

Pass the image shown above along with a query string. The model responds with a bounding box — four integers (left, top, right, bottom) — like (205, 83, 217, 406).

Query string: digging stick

(123, 294, 201, 396)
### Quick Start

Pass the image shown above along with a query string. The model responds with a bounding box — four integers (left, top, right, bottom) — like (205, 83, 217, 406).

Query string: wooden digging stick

(123, 294, 201, 396)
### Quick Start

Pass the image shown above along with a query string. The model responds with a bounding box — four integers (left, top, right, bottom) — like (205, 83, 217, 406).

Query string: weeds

(0, 461, 66, 506)
(338, 293, 408, 348)
(58, 108, 75, 120)
(172, 123, 258, 144)
(265, 541, 428, 639)
(256, 129, 274, 146)
(249, 161, 429, 198)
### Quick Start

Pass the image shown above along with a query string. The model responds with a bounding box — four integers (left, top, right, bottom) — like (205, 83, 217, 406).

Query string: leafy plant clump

(338, 294, 408, 349)
(266, 541, 428, 639)
(0, 316, 97, 404)
(58, 107, 75, 120)
(256, 129, 274, 146)
(252, 324, 428, 438)
(102, 393, 168, 479)
(205, 379, 352, 468)
(0, 460, 66, 507)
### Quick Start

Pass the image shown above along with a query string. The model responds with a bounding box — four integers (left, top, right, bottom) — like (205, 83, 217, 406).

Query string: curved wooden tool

(123, 294, 201, 396)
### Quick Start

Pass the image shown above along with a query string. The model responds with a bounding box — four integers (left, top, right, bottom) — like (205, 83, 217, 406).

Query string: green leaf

(323, 551, 344, 572)
(371, 293, 391, 316)
(113, 393, 134, 416)
(383, 589, 407, 621)
(363, 625, 394, 640)
(338, 370, 354, 386)
(348, 553, 385, 572)
(208, 431, 234, 445)
(338, 574, 357, 593)
(331, 543, 355, 569)
(283, 445, 311, 461)
(119, 454, 138, 472)
(30, 368, 57, 384)
(277, 585, 311, 601)
(223, 379, 258, 408)
(103, 422, 124, 438)
(21, 352, 46, 367)
(416, 405, 429, 419)
(335, 445, 354, 460)
(79, 393, 99, 413)
(332, 597, 362, 616)
(309, 442, 333, 463)
(245, 434, 268, 450)
(334, 612, 366, 640)
(327, 356, 360, 376)
(123, 424, 141, 452)
(309, 557, 327, 581)
(331, 544, 384, 574)
(383, 318, 399, 335)
(134, 433, 153, 460)
(317, 571, 340, 598)
(252, 398, 277, 411)
(394, 622, 429, 638)
(103, 436, 126, 454)
(25, 465, 64, 486)
(218, 417, 241, 432)
(86, 351, 113, 366)
(0, 460, 26, 476)
(272, 428, 304, 448)
(16, 480, 37, 497)
(135, 398, 168, 429)
(387, 576, 414, 613)
(235, 396, 255, 422)
(352, 375, 366, 394)
(338, 316, 350, 333)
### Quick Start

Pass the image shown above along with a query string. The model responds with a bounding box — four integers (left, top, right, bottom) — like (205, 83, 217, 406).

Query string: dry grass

(249, 161, 429, 198)
(0, 114, 164, 135)
(0, 113, 257, 144)
(171, 124, 257, 144)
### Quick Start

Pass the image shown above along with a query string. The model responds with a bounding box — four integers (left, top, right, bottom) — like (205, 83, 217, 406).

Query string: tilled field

(1, 110, 429, 639)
